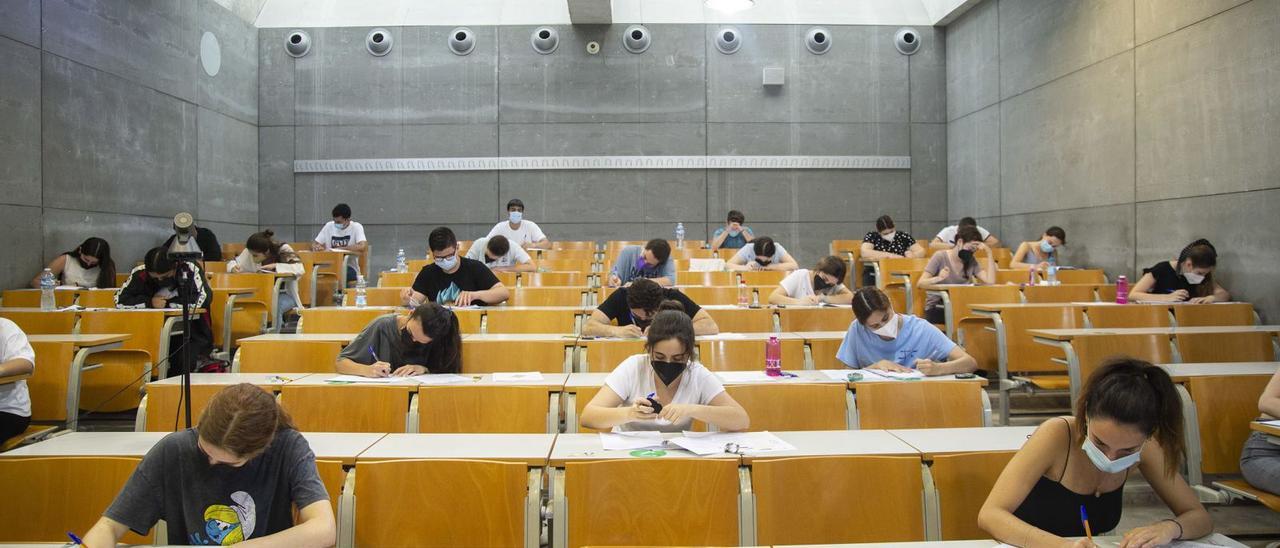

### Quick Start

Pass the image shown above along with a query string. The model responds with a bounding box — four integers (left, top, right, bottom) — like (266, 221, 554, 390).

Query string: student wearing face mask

(1010, 226, 1067, 272)
(769, 255, 852, 305)
(710, 210, 755, 250)
(584, 278, 719, 338)
(580, 305, 748, 432)
(1241, 367, 1280, 496)
(82, 383, 335, 547)
(117, 247, 214, 374)
(228, 230, 306, 321)
(335, 303, 462, 378)
(464, 235, 536, 273)
(918, 226, 996, 324)
(979, 359, 1212, 548)
(860, 215, 926, 286)
(486, 198, 550, 250)
(725, 236, 800, 272)
(31, 237, 117, 289)
(607, 239, 676, 287)
(311, 203, 368, 285)
(1128, 239, 1230, 304)
(930, 216, 1001, 250)
(402, 227, 510, 307)
(837, 287, 976, 376)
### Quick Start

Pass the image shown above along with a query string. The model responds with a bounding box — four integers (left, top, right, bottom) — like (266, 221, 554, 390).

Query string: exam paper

(409, 374, 474, 385)
(324, 375, 412, 384)
(668, 431, 796, 456)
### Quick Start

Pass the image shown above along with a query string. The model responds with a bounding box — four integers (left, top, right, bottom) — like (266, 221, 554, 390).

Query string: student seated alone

(580, 306, 748, 432)
(335, 303, 462, 378)
(1128, 239, 1230, 304)
(837, 287, 977, 376)
(465, 235, 536, 272)
(1241, 366, 1280, 497)
(83, 383, 336, 547)
(979, 359, 1212, 547)
(608, 238, 676, 287)
(725, 236, 800, 272)
(402, 227, 510, 307)
(768, 255, 852, 305)
(31, 237, 116, 289)
(583, 278, 719, 337)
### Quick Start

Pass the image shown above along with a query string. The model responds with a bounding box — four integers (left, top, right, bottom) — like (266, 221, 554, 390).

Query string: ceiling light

(705, 0, 754, 15)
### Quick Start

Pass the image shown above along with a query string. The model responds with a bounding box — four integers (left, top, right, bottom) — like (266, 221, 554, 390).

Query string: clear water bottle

(1047, 265, 1059, 285)
(765, 335, 782, 376)
(1116, 275, 1129, 304)
(354, 275, 368, 308)
(395, 248, 407, 273)
(39, 268, 56, 311)
(737, 280, 749, 308)
(674, 222, 685, 248)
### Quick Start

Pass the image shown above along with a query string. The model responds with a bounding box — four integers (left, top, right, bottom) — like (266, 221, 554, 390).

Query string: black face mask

(75, 254, 94, 270)
(813, 275, 832, 291)
(651, 360, 687, 386)
(755, 258, 770, 267)
(629, 311, 653, 330)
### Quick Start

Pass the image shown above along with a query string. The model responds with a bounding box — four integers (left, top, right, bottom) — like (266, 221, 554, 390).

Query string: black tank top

(1012, 418, 1125, 537)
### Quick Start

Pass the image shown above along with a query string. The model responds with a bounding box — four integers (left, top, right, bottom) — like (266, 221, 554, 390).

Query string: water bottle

(675, 222, 685, 248)
(354, 275, 368, 308)
(737, 280, 749, 308)
(39, 268, 56, 311)
(1026, 266, 1037, 287)
(1047, 265, 1059, 286)
(1116, 275, 1129, 304)
(751, 288, 760, 308)
(765, 335, 782, 376)
(395, 249, 407, 273)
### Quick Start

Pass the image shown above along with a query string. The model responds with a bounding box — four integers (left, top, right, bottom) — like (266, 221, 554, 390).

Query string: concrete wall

(0, 0, 258, 289)
(945, 0, 1280, 320)
(259, 24, 947, 274)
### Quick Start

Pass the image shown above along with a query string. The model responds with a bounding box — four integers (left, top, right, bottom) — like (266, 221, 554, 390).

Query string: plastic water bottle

(1026, 266, 1037, 286)
(39, 268, 56, 311)
(737, 280, 749, 308)
(354, 275, 368, 308)
(395, 249, 407, 273)
(765, 336, 782, 376)
(1116, 275, 1129, 304)
(1047, 265, 1059, 285)
(675, 222, 685, 248)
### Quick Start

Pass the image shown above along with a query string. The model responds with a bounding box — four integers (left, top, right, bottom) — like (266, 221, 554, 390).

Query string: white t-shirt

(0, 318, 35, 417)
(778, 268, 845, 299)
(604, 354, 725, 433)
(314, 221, 368, 250)
(465, 237, 533, 268)
(935, 225, 991, 245)
(733, 242, 790, 263)
(486, 220, 547, 248)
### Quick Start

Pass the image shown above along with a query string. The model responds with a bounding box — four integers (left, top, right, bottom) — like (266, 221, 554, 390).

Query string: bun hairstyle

(645, 306, 695, 358)
(245, 229, 296, 264)
(197, 383, 295, 459)
(1075, 358, 1185, 478)
(851, 286, 892, 324)
(1177, 239, 1218, 297)
(408, 303, 462, 374)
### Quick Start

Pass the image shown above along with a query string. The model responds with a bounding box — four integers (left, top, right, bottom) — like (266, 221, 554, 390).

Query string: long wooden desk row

(134, 371, 993, 435)
(1, 427, 1047, 547)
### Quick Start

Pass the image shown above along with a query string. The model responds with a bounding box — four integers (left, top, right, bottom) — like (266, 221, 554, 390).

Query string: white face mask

(1081, 435, 1142, 474)
(1182, 271, 1206, 285)
(881, 231, 897, 241)
(509, 211, 523, 224)
(871, 312, 899, 339)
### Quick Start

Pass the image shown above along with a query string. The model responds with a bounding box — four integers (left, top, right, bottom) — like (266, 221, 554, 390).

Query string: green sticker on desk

(630, 449, 666, 458)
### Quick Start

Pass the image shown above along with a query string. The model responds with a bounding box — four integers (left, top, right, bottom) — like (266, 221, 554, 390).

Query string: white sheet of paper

(688, 258, 726, 272)
(1260, 419, 1280, 427)
(493, 372, 544, 382)
(599, 432, 666, 451)
(713, 332, 748, 339)
(668, 431, 796, 456)
(409, 374, 474, 385)
(716, 371, 775, 383)
(324, 375, 409, 384)
(863, 368, 926, 380)
(820, 369, 854, 381)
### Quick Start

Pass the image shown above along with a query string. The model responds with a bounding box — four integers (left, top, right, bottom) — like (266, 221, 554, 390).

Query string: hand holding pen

(368, 346, 391, 378)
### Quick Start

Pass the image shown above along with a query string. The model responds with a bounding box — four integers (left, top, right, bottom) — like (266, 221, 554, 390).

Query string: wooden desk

(357, 433, 555, 465)
(0, 431, 383, 464)
(26, 333, 128, 429)
(209, 287, 257, 361)
(232, 333, 357, 373)
(773, 534, 1247, 547)
(140, 373, 315, 431)
(739, 429, 918, 464)
(889, 426, 1035, 461)
(462, 333, 577, 374)
(414, 374, 567, 434)
(549, 432, 738, 465)
(279, 376, 417, 433)
(1162, 362, 1279, 381)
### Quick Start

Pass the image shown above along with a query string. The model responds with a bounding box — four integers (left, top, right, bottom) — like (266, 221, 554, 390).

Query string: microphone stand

(173, 259, 198, 429)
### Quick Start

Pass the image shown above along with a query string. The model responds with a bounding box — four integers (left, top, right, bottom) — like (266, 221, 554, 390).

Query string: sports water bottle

(39, 268, 56, 311)
(737, 280, 749, 308)
(765, 335, 782, 376)
(1115, 275, 1129, 304)
(675, 222, 685, 248)
(395, 249, 407, 273)
(354, 275, 368, 308)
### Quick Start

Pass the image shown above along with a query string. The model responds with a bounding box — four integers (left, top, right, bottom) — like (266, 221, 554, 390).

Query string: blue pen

(66, 532, 84, 546)
(369, 345, 379, 362)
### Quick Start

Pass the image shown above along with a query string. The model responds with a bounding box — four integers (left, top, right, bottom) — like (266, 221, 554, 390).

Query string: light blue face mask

(334, 222, 348, 230)
(436, 255, 459, 271)
(728, 230, 741, 237)
(1082, 435, 1141, 474)
(509, 211, 523, 224)
(1040, 240, 1055, 254)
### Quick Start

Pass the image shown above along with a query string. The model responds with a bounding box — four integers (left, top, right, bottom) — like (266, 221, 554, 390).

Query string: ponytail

(1177, 239, 1218, 298)
(246, 230, 296, 264)
(1074, 358, 1185, 478)
(410, 303, 462, 374)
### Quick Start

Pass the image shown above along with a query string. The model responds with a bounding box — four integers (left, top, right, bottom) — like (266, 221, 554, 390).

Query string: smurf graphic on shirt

(191, 491, 256, 545)
(435, 282, 461, 305)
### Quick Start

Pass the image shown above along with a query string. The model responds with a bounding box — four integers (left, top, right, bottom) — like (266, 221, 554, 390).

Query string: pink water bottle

(1116, 275, 1129, 304)
(1026, 266, 1037, 286)
(765, 336, 782, 376)
(738, 280, 749, 308)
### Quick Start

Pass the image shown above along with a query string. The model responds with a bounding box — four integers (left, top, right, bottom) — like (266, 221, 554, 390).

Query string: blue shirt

(610, 245, 677, 285)
(836, 314, 956, 368)
(712, 226, 754, 249)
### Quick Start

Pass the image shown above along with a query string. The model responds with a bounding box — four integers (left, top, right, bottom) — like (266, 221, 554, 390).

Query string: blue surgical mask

(509, 211, 523, 223)
(1040, 240, 1055, 254)
(435, 255, 459, 271)
(334, 222, 348, 230)
(728, 229, 741, 237)
(1081, 435, 1142, 474)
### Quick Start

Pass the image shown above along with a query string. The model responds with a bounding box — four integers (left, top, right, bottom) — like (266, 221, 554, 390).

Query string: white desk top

(888, 426, 1036, 459)
(0, 432, 169, 457)
(793, 331, 848, 340)
(463, 333, 578, 342)
(550, 432, 737, 464)
(26, 334, 130, 346)
(358, 433, 555, 465)
(286, 375, 418, 388)
(740, 430, 920, 463)
(1029, 325, 1280, 341)
(148, 373, 314, 386)
(1159, 362, 1279, 380)
(485, 306, 591, 312)
(776, 534, 1245, 547)
(301, 432, 386, 463)
(696, 332, 807, 342)
(463, 373, 569, 388)
(239, 333, 357, 343)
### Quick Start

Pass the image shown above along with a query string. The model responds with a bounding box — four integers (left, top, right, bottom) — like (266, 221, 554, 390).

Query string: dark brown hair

(1074, 358, 1185, 478)
(955, 225, 983, 245)
(1045, 226, 1067, 245)
(70, 237, 116, 288)
(407, 303, 462, 374)
(645, 307, 695, 358)
(486, 235, 511, 258)
(727, 210, 745, 224)
(625, 278, 667, 312)
(815, 255, 847, 283)
(852, 287, 892, 324)
(197, 383, 295, 459)
(245, 229, 297, 265)
(752, 237, 777, 259)
(1178, 239, 1218, 298)
(875, 215, 896, 233)
(644, 238, 671, 263)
